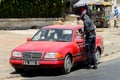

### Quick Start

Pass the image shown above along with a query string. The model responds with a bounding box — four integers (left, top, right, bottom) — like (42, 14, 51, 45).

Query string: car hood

(14, 41, 73, 52)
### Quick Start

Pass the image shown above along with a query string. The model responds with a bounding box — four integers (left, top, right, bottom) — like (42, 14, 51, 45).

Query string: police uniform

(83, 15, 97, 69)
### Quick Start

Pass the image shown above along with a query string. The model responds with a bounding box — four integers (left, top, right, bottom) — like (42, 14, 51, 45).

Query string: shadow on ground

(9, 62, 102, 78)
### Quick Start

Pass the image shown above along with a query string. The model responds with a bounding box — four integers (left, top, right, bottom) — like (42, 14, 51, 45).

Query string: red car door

(75, 29, 87, 61)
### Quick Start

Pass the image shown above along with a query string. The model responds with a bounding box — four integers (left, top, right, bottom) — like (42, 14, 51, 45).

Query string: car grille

(22, 52, 42, 59)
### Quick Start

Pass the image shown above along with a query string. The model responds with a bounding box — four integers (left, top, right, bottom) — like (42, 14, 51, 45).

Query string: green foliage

(0, 0, 66, 18)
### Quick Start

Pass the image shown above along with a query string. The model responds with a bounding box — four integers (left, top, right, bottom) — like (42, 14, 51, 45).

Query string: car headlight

(12, 51, 22, 57)
(44, 52, 63, 59)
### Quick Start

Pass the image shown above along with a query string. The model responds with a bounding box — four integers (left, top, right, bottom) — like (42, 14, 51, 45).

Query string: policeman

(81, 14, 97, 69)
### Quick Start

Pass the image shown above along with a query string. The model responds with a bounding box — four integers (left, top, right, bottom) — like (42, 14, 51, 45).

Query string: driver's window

(76, 29, 83, 39)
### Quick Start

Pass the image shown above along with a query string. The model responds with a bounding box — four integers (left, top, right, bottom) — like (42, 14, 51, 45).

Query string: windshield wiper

(53, 39, 69, 42)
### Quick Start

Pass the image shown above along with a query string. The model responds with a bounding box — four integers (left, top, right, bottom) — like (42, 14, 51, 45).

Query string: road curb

(100, 51, 120, 62)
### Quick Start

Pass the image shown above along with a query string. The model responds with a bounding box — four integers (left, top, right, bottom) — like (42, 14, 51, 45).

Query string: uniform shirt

(83, 15, 96, 37)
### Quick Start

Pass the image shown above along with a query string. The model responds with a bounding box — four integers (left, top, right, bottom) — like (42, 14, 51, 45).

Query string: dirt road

(0, 28, 120, 79)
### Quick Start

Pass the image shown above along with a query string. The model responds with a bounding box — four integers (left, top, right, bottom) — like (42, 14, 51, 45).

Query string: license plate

(23, 60, 39, 65)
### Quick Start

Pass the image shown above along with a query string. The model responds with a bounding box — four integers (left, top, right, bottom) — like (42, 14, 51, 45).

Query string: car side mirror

(27, 38, 32, 42)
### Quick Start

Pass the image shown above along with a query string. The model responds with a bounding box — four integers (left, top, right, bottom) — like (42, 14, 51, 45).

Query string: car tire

(95, 49, 101, 64)
(15, 68, 24, 73)
(62, 55, 72, 74)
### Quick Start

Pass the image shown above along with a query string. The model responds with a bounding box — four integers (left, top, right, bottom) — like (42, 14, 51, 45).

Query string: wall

(0, 18, 59, 30)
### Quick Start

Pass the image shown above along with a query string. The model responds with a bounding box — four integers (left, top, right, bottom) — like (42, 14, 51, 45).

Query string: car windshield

(32, 28, 73, 42)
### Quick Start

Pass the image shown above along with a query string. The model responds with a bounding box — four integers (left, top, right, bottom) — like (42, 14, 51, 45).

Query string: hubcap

(95, 50, 100, 64)
(64, 55, 72, 73)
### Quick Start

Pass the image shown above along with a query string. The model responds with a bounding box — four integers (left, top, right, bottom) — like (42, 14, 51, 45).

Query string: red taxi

(9, 25, 104, 74)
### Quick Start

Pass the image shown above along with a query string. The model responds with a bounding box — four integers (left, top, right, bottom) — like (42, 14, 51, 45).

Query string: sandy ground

(0, 29, 38, 79)
(0, 28, 120, 79)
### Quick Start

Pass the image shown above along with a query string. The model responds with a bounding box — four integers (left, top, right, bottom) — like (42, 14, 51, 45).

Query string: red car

(9, 25, 104, 74)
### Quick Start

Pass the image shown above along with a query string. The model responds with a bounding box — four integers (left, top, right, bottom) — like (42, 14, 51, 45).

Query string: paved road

(21, 58, 120, 80)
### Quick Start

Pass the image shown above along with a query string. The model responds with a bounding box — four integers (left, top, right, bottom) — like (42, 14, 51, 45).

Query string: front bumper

(9, 58, 64, 69)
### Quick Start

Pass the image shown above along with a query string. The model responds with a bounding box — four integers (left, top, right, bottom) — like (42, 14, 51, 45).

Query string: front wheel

(62, 55, 72, 74)
(95, 49, 101, 64)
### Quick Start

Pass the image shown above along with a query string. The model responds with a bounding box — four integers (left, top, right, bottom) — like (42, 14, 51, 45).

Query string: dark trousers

(85, 35, 96, 66)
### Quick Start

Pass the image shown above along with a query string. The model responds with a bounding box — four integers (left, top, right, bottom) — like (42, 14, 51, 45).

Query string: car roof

(42, 25, 84, 29)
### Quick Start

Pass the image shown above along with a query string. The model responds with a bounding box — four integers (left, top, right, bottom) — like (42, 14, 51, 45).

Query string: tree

(0, 0, 66, 18)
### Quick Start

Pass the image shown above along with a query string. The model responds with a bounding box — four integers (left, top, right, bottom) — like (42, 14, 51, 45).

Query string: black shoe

(92, 65, 98, 69)
(85, 65, 92, 69)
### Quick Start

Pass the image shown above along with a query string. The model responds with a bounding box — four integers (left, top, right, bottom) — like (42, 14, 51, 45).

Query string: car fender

(96, 35, 104, 54)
